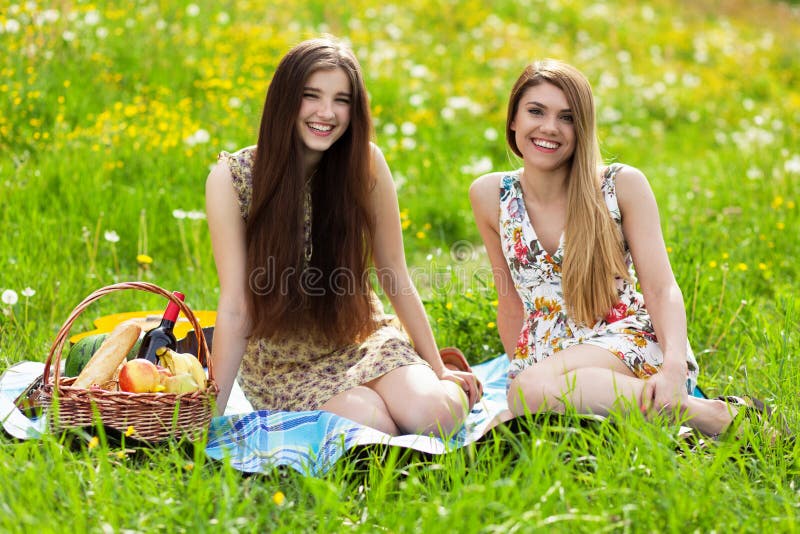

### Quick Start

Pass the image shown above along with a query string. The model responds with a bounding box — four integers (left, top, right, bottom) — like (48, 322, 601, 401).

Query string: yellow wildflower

(125, 426, 136, 437)
(736, 263, 748, 271)
(137, 254, 153, 265)
(445, 302, 453, 310)
(709, 260, 717, 268)
(416, 231, 426, 239)
(487, 321, 496, 329)
(758, 263, 767, 270)
(776, 221, 785, 230)
(88, 436, 99, 449)
(272, 491, 286, 506)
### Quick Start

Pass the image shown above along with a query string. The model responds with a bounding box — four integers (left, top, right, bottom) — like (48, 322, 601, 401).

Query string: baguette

(72, 322, 142, 389)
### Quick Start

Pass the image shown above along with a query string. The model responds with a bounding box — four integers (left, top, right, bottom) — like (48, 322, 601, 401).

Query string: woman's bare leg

(320, 385, 400, 435)
(507, 344, 735, 436)
(368, 364, 470, 436)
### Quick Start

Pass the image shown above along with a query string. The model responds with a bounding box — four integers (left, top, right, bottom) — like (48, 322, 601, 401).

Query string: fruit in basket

(118, 359, 160, 393)
(157, 348, 206, 391)
(163, 373, 200, 394)
(65, 334, 142, 377)
(73, 323, 142, 389)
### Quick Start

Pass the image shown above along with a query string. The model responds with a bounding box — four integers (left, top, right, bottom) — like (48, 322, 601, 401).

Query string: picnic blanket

(204, 355, 510, 475)
(1, 355, 705, 476)
(0, 355, 509, 474)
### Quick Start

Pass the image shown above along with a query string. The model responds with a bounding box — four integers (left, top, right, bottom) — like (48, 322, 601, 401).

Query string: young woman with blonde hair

(206, 37, 481, 436)
(470, 59, 772, 438)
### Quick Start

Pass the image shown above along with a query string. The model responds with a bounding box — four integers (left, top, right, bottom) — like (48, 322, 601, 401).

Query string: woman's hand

(438, 368, 483, 410)
(641, 361, 688, 418)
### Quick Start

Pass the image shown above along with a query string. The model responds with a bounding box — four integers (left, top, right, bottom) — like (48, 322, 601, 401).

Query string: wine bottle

(136, 291, 185, 364)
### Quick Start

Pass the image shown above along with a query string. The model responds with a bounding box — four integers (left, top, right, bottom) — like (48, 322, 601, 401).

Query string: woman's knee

(394, 387, 468, 435)
(507, 368, 560, 416)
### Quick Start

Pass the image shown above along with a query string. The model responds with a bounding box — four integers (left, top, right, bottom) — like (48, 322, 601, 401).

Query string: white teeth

(533, 139, 558, 149)
(308, 123, 333, 132)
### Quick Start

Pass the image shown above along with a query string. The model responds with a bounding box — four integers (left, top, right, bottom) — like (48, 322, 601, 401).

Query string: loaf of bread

(72, 322, 141, 389)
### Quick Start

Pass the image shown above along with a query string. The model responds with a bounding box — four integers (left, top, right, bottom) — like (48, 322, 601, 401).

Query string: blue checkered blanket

(205, 355, 511, 475)
(0, 355, 510, 475)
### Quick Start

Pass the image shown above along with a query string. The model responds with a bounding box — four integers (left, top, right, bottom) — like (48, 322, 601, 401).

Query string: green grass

(1, 0, 799, 531)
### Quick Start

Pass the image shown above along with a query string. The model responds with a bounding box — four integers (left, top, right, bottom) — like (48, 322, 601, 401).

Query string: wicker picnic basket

(41, 281, 218, 442)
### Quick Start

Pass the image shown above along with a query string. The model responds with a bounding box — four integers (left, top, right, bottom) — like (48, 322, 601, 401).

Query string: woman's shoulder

(601, 163, 654, 211)
(218, 145, 257, 171)
(602, 162, 647, 186)
(211, 145, 256, 220)
(470, 170, 518, 196)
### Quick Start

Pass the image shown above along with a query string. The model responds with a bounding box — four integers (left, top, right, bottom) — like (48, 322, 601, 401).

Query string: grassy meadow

(1, 0, 799, 531)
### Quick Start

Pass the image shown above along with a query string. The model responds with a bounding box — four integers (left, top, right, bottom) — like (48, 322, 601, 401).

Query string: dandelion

(416, 231, 426, 239)
(104, 231, 120, 275)
(88, 436, 100, 449)
(758, 263, 767, 270)
(784, 155, 800, 174)
(272, 491, 286, 506)
(409, 94, 424, 107)
(2, 289, 19, 306)
(401, 137, 416, 150)
(776, 221, 785, 230)
(483, 127, 498, 141)
(172, 209, 187, 220)
(487, 322, 496, 329)
(125, 426, 136, 437)
(445, 302, 453, 310)
(84, 10, 101, 26)
(709, 260, 718, 268)
(184, 129, 210, 146)
(400, 122, 417, 136)
(186, 4, 200, 17)
(216, 12, 230, 24)
(115, 451, 127, 459)
(736, 263, 748, 271)
(137, 254, 153, 266)
(4, 19, 21, 33)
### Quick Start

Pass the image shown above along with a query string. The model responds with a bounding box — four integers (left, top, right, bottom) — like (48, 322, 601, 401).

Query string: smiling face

(296, 67, 352, 170)
(510, 81, 576, 173)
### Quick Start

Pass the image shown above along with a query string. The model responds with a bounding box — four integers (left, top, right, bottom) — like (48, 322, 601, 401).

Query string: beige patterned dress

(218, 146, 429, 411)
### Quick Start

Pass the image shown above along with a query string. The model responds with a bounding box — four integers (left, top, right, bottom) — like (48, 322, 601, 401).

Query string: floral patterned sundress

(217, 146, 429, 411)
(499, 164, 699, 392)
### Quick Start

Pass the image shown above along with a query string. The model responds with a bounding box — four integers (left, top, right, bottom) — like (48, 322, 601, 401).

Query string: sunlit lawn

(1, 0, 799, 531)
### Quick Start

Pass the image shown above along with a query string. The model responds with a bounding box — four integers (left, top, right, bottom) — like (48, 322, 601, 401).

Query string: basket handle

(42, 282, 213, 386)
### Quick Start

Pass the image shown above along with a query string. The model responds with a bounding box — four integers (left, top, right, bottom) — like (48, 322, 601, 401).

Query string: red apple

(118, 359, 160, 393)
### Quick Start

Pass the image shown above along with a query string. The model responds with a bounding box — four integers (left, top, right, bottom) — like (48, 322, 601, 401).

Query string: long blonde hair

(506, 60, 630, 326)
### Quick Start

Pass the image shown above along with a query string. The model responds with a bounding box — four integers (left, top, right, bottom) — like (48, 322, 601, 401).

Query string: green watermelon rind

(63, 334, 142, 377)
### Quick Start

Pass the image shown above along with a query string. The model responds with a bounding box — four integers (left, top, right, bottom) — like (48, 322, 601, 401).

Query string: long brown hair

(506, 60, 630, 326)
(246, 37, 377, 344)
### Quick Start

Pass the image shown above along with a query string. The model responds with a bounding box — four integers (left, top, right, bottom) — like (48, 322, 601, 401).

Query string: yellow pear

(163, 373, 199, 394)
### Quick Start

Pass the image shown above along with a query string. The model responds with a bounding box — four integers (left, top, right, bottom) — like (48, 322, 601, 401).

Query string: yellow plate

(69, 310, 217, 343)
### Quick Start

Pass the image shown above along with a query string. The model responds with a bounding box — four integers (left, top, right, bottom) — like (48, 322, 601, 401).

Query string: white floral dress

(499, 164, 699, 392)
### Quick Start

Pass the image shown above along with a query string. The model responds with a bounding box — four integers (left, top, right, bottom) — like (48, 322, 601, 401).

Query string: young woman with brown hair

(206, 37, 481, 436)
(470, 59, 774, 439)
